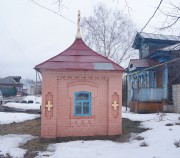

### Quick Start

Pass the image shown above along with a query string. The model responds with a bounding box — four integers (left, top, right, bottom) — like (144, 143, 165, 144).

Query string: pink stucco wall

(41, 70, 123, 138)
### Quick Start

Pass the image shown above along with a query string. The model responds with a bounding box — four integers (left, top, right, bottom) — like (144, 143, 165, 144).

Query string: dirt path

(0, 118, 148, 158)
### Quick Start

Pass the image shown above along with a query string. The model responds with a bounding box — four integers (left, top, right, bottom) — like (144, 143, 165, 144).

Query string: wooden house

(0, 76, 23, 96)
(126, 32, 180, 113)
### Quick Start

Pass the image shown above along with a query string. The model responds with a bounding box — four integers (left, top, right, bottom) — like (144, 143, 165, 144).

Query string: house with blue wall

(126, 32, 180, 113)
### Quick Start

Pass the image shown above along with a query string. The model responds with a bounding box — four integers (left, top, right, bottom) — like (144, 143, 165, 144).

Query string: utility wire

(0, 23, 35, 66)
(31, 0, 164, 44)
(126, 57, 180, 76)
(31, 0, 76, 25)
(31, 0, 91, 31)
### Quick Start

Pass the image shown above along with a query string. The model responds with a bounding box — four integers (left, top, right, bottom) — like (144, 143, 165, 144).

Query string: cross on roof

(75, 10, 81, 39)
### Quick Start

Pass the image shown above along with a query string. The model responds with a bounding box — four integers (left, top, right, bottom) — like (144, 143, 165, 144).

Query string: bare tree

(81, 4, 136, 64)
(31, 1, 137, 64)
(159, 1, 180, 31)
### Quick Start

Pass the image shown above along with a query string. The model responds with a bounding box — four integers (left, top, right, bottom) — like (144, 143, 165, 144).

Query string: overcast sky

(0, 0, 179, 80)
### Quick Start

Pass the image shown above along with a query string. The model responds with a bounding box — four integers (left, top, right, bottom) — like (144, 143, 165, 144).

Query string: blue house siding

(132, 88, 162, 101)
(126, 32, 180, 112)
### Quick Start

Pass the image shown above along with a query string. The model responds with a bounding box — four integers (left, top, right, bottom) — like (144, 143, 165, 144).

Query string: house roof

(159, 43, 180, 51)
(35, 39, 124, 71)
(133, 32, 180, 49)
(0, 76, 22, 85)
(130, 59, 159, 68)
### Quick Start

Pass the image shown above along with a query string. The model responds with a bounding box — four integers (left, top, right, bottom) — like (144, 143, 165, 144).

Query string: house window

(74, 91, 91, 116)
(130, 63, 133, 68)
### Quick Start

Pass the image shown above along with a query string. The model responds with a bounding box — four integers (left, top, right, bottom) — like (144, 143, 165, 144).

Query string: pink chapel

(35, 11, 124, 138)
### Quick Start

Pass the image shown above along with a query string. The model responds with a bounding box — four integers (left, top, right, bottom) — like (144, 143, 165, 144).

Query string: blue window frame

(74, 91, 91, 116)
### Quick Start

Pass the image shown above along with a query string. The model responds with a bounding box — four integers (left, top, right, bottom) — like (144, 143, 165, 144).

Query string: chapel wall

(41, 70, 122, 138)
(41, 71, 58, 138)
(56, 71, 108, 137)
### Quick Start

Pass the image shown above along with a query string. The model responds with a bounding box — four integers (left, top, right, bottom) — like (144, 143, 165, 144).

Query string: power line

(31, 0, 76, 25)
(0, 22, 35, 66)
(31, 0, 91, 31)
(126, 57, 180, 76)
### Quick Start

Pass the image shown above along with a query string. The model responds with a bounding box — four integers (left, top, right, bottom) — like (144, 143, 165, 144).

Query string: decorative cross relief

(46, 100, 53, 111)
(112, 100, 119, 110)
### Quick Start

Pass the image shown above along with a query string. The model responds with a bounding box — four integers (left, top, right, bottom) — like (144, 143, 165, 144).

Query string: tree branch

(140, 0, 164, 33)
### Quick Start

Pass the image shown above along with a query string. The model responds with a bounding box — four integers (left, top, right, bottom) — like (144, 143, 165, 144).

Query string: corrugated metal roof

(140, 32, 180, 41)
(35, 39, 124, 71)
(0, 76, 21, 85)
(133, 32, 180, 49)
(130, 59, 159, 68)
(159, 43, 180, 51)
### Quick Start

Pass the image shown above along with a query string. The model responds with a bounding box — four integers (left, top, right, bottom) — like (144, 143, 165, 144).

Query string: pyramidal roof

(35, 39, 124, 71)
(35, 11, 124, 72)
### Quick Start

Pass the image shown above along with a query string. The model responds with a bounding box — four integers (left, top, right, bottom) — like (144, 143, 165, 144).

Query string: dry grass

(0, 117, 149, 157)
(174, 140, 180, 148)
(0, 118, 40, 136)
(165, 123, 174, 126)
(135, 136, 144, 141)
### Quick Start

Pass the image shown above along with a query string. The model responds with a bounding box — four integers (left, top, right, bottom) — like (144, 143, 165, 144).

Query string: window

(130, 63, 133, 68)
(74, 91, 91, 116)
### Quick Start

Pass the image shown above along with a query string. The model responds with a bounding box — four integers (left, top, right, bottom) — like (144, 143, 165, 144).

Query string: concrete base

(174, 106, 180, 113)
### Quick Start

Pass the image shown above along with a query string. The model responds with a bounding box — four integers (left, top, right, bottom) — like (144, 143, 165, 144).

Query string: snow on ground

(0, 110, 39, 157)
(37, 107, 180, 158)
(4, 102, 41, 110)
(122, 107, 158, 121)
(0, 134, 35, 158)
(0, 112, 40, 124)
(3, 95, 41, 110)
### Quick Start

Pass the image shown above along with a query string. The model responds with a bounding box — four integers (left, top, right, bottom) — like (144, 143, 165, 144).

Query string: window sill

(69, 115, 96, 119)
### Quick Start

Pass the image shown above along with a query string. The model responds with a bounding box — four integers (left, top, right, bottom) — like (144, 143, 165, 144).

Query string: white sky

(0, 0, 179, 80)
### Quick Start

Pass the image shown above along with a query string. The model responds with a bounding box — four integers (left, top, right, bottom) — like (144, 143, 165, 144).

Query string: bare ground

(0, 118, 148, 158)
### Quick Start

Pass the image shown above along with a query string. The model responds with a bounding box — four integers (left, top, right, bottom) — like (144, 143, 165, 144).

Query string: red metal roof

(35, 39, 124, 71)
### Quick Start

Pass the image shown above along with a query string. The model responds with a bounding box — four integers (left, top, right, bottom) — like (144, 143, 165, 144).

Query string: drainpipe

(126, 75, 128, 111)
(35, 70, 37, 103)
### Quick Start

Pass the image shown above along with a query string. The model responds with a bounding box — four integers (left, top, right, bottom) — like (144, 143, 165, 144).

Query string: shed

(35, 11, 124, 138)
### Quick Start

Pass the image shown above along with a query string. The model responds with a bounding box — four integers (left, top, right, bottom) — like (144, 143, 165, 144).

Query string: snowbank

(0, 112, 40, 124)
(22, 95, 42, 104)
(4, 102, 41, 110)
(4, 95, 41, 110)
(0, 134, 34, 158)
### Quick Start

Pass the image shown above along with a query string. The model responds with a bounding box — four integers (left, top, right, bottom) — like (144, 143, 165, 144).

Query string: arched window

(74, 91, 91, 116)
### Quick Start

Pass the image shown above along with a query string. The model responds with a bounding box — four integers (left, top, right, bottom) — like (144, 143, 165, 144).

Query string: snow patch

(0, 134, 35, 158)
(4, 102, 41, 110)
(37, 107, 180, 158)
(0, 112, 40, 124)
(4, 96, 41, 110)
(23, 95, 42, 104)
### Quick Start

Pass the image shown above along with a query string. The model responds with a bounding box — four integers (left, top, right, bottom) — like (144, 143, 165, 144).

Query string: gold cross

(112, 101, 119, 110)
(75, 10, 82, 39)
(46, 100, 53, 111)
